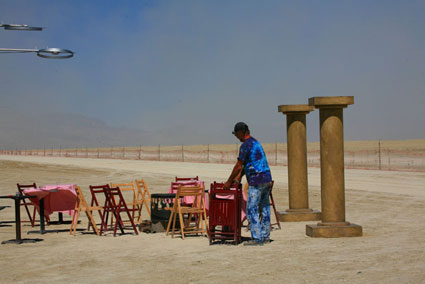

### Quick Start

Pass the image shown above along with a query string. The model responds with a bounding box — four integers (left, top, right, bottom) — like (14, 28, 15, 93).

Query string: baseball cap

(232, 122, 249, 134)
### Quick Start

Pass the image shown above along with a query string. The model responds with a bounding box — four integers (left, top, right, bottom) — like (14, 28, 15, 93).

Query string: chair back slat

(175, 176, 199, 182)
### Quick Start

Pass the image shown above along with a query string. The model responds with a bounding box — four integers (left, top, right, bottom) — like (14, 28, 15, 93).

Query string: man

(224, 122, 272, 246)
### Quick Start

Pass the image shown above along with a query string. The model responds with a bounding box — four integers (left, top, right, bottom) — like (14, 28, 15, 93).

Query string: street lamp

(0, 47, 74, 59)
(0, 23, 43, 31)
(0, 23, 74, 59)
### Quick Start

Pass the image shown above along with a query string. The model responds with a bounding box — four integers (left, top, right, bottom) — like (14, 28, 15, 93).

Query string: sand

(0, 155, 424, 283)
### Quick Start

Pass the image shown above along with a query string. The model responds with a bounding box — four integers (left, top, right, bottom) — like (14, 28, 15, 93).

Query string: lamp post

(1, 23, 74, 59)
(0, 23, 43, 31)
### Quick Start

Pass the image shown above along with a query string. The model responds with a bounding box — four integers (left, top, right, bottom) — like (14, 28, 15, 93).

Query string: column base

(278, 209, 321, 222)
(306, 222, 362, 238)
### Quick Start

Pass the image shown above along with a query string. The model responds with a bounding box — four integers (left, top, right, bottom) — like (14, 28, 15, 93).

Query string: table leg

(27, 198, 63, 234)
(1, 195, 43, 245)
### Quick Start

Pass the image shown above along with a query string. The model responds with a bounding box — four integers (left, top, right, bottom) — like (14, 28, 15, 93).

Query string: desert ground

(0, 155, 424, 283)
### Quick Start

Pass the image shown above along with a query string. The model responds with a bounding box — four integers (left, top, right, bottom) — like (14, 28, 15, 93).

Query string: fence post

(139, 145, 142, 160)
(123, 146, 125, 159)
(378, 140, 382, 170)
(97, 148, 100, 159)
(182, 144, 184, 162)
(275, 142, 278, 166)
(207, 144, 210, 163)
(44, 146, 46, 157)
(158, 144, 161, 161)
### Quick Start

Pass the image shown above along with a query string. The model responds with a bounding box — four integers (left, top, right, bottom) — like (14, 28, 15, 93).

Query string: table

(23, 184, 77, 234)
(150, 193, 177, 233)
(0, 193, 43, 244)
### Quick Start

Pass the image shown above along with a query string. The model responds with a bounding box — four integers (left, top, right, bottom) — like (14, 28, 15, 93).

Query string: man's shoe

(243, 240, 264, 246)
(263, 239, 273, 244)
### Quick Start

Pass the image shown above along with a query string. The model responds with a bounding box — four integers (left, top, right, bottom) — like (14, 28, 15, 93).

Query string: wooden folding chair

(70, 186, 100, 236)
(243, 181, 281, 230)
(135, 179, 151, 221)
(208, 182, 242, 245)
(17, 183, 50, 227)
(166, 185, 208, 239)
(88, 184, 109, 232)
(170, 181, 198, 194)
(110, 182, 140, 223)
(175, 176, 199, 182)
(101, 186, 139, 236)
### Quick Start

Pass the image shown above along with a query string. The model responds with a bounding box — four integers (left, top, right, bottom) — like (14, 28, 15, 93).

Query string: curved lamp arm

(0, 24, 43, 31)
(0, 48, 74, 59)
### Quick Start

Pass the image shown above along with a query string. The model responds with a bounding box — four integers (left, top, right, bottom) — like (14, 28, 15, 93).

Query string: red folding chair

(269, 181, 281, 230)
(208, 182, 242, 245)
(88, 184, 109, 232)
(175, 176, 199, 182)
(101, 186, 139, 237)
(17, 183, 50, 227)
(243, 181, 281, 230)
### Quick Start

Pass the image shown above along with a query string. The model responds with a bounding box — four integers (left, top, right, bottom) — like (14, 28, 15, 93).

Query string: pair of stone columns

(278, 96, 362, 238)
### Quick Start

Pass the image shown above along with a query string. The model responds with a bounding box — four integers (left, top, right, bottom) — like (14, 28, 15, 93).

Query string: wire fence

(1, 140, 424, 172)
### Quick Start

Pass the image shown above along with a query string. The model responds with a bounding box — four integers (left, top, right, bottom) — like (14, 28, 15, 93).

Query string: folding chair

(88, 184, 109, 232)
(17, 183, 49, 227)
(110, 182, 140, 222)
(208, 182, 242, 245)
(166, 185, 208, 239)
(269, 181, 281, 230)
(70, 186, 100, 236)
(243, 181, 281, 230)
(135, 179, 151, 221)
(170, 181, 198, 194)
(101, 186, 139, 236)
(175, 176, 199, 182)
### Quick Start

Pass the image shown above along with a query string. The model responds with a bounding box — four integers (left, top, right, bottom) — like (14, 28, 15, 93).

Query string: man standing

(224, 122, 272, 246)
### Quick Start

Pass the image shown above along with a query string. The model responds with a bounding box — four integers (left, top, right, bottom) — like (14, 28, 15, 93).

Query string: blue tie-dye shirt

(238, 137, 272, 186)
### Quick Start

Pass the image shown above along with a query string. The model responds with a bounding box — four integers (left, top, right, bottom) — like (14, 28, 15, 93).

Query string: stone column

(306, 96, 362, 237)
(277, 105, 321, 222)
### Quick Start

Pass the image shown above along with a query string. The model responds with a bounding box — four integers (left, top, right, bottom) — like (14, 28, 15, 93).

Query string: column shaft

(319, 108, 345, 223)
(287, 114, 309, 209)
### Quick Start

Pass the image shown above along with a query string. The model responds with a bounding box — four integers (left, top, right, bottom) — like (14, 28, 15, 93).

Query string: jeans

(247, 182, 271, 242)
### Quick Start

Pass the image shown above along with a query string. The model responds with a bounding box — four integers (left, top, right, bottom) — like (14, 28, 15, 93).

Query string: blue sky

(1, 0, 424, 147)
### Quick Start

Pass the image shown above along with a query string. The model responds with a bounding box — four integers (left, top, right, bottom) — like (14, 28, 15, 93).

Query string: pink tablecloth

(23, 184, 77, 216)
(168, 180, 205, 205)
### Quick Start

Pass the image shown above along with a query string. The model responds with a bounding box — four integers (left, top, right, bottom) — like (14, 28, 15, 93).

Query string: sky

(1, 0, 424, 148)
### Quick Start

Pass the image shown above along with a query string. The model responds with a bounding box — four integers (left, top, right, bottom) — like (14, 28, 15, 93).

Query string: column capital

(278, 104, 314, 114)
(308, 96, 354, 109)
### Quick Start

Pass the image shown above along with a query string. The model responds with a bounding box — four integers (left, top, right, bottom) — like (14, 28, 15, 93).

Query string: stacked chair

(208, 182, 242, 245)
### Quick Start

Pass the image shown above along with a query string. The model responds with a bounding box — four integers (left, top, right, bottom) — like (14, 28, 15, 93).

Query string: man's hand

(224, 160, 243, 190)
(223, 181, 232, 190)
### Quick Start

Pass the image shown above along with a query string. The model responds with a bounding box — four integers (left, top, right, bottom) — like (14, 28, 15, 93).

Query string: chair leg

(165, 211, 174, 236)
(71, 208, 80, 236)
(270, 192, 281, 230)
(178, 211, 185, 239)
(86, 210, 100, 235)
(31, 206, 36, 227)
(172, 211, 178, 238)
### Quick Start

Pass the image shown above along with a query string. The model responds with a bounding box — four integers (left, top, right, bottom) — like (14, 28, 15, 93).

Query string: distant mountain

(0, 109, 154, 149)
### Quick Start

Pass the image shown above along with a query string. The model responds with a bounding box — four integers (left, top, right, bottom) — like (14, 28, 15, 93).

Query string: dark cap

(232, 122, 249, 134)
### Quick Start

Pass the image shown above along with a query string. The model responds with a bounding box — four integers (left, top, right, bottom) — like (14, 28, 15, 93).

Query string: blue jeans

(247, 182, 271, 242)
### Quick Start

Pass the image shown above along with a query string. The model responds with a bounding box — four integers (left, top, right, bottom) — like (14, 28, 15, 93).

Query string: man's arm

(224, 159, 243, 190)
